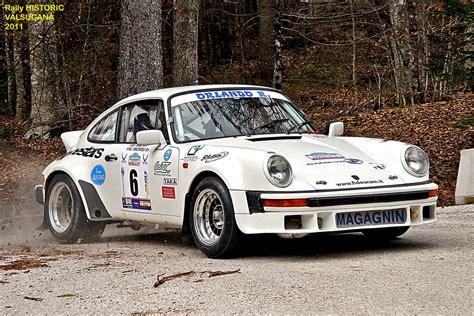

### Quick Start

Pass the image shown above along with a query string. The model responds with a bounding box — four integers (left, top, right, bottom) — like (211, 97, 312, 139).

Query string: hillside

(0, 92, 472, 206)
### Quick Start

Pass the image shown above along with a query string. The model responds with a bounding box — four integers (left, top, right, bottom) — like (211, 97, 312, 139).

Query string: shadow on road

(88, 228, 435, 260)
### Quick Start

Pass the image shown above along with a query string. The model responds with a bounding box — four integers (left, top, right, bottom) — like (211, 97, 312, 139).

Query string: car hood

(208, 134, 405, 190)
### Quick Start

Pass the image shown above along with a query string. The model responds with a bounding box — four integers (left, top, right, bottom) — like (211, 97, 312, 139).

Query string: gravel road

(0, 201, 472, 314)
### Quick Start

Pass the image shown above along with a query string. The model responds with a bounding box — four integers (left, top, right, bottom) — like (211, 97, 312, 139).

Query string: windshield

(170, 89, 315, 142)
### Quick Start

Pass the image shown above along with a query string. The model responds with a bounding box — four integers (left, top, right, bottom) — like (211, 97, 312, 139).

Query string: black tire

(362, 226, 410, 240)
(45, 174, 105, 243)
(189, 177, 241, 258)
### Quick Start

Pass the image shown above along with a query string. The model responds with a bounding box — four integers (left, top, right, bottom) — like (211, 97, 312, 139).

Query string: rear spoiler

(61, 130, 83, 152)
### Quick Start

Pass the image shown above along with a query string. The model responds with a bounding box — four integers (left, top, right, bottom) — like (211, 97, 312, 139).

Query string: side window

(118, 100, 167, 143)
(88, 110, 118, 142)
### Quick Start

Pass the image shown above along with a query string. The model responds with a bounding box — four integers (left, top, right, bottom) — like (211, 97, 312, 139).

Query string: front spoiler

(235, 181, 438, 234)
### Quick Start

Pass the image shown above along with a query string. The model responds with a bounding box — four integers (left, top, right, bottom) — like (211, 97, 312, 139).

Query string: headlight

(265, 155, 293, 187)
(403, 146, 429, 177)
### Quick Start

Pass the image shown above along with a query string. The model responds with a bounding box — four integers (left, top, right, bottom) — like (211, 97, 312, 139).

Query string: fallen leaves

(154, 269, 241, 287)
(0, 258, 48, 271)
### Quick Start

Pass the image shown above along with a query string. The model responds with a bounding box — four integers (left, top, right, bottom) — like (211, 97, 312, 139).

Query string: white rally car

(35, 85, 438, 258)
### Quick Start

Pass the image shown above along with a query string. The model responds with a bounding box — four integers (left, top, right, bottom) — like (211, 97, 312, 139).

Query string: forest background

(0, 0, 472, 205)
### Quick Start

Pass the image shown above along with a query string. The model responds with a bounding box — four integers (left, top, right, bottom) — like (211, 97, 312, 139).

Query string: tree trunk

(272, 2, 283, 90)
(13, 25, 31, 119)
(5, 32, 16, 116)
(258, 0, 274, 82)
(258, 0, 276, 81)
(118, 0, 163, 100)
(414, 2, 430, 103)
(173, 0, 199, 86)
(0, 11, 7, 112)
(349, 0, 357, 105)
(388, 0, 415, 105)
(28, 14, 59, 138)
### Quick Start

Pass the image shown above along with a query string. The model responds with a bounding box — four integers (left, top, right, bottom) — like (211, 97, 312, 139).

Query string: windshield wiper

(287, 120, 313, 134)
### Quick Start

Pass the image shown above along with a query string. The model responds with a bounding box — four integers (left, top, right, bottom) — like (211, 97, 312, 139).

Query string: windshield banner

(170, 89, 289, 106)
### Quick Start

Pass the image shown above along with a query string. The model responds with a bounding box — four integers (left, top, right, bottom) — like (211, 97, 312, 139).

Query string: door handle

(105, 154, 118, 162)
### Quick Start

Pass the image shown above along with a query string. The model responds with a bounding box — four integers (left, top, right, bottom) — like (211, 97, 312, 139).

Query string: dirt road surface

(0, 161, 472, 314)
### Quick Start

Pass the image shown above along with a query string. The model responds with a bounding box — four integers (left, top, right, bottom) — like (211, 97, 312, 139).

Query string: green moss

(455, 115, 474, 129)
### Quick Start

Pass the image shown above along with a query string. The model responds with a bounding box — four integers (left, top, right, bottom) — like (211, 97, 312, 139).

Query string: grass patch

(455, 114, 474, 129)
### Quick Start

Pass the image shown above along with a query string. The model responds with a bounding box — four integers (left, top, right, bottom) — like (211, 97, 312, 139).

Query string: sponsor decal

(122, 197, 151, 210)
(90, 165, 106, 185)
(144, 170, 149, 196)
(306, 158, 364, 166)
(195, 90, 258, 100)
(336, 179, 384, 187)
(370, 163, 386, 170)
(121, 153, 128, 162)
(142, 153, 150, 164)
(351, 175, 360, 180)
(164, 149, 172, 161)
(336, 209, 406, 227)
(163, 178, 178, 186)
(305, 152, 344, 160)
(162, 186, 176, 199)
(69, 147, 104, 159)
(154, 161, 171, 176)
(187, 145, 205, 156)
(344, 158, 363, 164)
(182, 156, 199, 162)
(128, 152, 141, 166)
(201, 151, 229, 163)
(126, 144, 150, 152)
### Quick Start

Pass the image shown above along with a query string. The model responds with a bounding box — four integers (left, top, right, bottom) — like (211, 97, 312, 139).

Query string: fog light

(410, 207, 419, 219)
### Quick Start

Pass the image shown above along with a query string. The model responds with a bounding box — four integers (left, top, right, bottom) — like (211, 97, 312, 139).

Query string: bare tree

(4, 32, 16, 116)
(388, 0, 415, 105)
(28, 16, 59, 138)
(259, 0, 274, 81)
(13, 27, 31, 119)
(173, 0, 199, 86)
(273, 1, 283, 89)
(118, 0, 163, 100)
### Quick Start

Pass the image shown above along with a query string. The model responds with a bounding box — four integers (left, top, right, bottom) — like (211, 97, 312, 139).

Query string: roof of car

(116, 84, 276, 105)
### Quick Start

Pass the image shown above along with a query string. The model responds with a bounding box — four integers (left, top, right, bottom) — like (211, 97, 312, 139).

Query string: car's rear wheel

(362, 226, 410, 240)
(190, 177, 241, 258)
(46, 174, 105, 243)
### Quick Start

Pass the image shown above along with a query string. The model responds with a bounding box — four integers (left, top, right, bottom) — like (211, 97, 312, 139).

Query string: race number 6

(130, 169, 139, 196)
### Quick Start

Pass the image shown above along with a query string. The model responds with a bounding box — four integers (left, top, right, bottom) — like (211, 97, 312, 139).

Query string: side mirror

(136, 130, 167, 147)
(328, 122, 344, 137)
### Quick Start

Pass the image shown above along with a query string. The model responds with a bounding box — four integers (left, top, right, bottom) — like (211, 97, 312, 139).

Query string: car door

(115, 100, 181, 219)
(85, 109, 124, 218)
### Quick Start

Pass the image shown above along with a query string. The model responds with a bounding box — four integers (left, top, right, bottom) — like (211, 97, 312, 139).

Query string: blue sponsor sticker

(90, 165, 106, 185)
(344, 158, 363, 164)
(164, 149, 172, 161)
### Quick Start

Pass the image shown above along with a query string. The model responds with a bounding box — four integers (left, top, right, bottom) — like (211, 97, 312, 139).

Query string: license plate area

(336, 208, 407, 228)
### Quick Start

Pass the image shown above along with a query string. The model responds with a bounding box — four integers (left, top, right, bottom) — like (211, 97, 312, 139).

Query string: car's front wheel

(190, 177, 241, 258)
(46, 174, 105, 243)
(362, 226, 410, 240)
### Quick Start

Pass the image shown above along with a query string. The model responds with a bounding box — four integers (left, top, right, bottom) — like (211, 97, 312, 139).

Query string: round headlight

(404, 146, 429, 177)
(266, 155, 293, 187)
